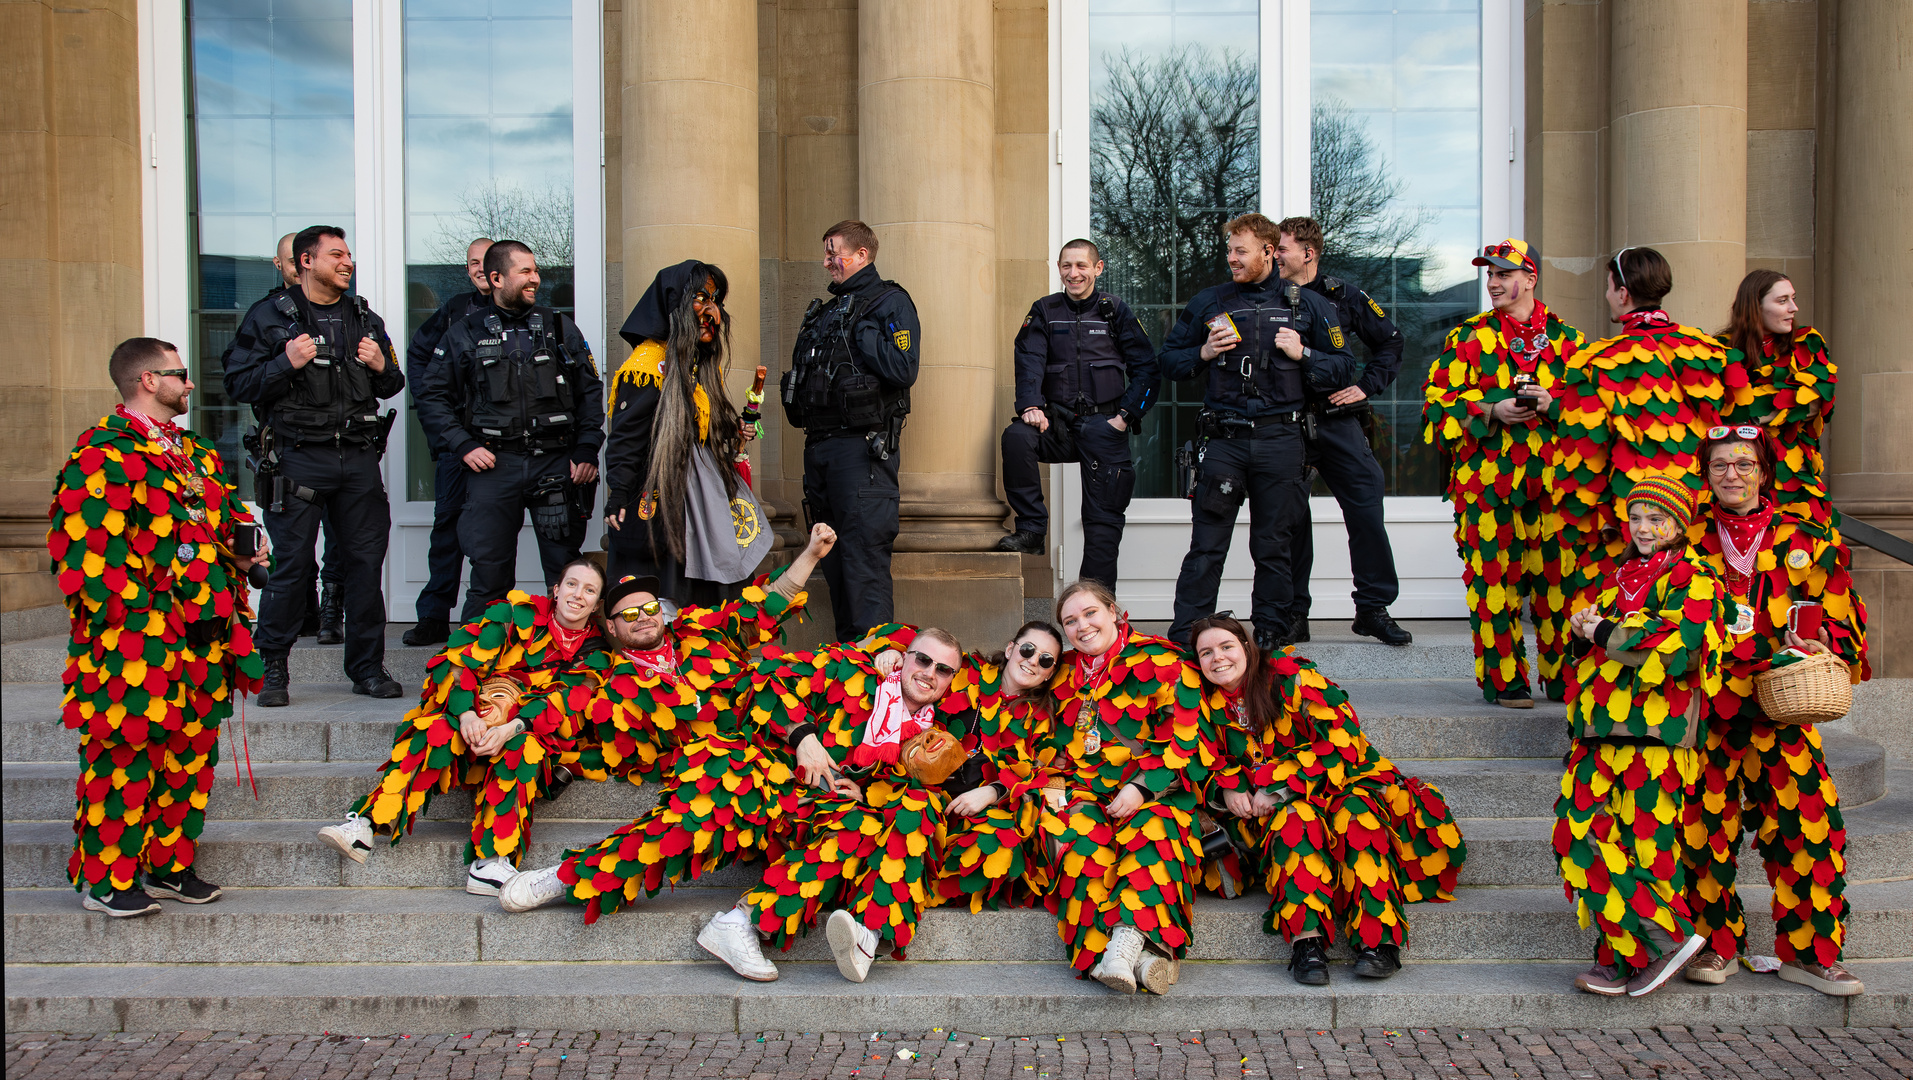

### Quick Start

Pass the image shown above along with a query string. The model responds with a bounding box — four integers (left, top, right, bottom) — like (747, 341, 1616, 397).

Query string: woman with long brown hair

(1187, 614, 1464, 986)
(1716, 270, 1838, 524)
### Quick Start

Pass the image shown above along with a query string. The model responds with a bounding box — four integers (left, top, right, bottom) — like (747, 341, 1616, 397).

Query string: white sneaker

(826, 909, 881, 983)
(317, 812, 375, 864)
(1091, 926, 1145, 994)
(1135, 950, 1179, 994)
(698, 912, 779, 981)
(466, 855, 517, 896)
(498, 864, 568, 912)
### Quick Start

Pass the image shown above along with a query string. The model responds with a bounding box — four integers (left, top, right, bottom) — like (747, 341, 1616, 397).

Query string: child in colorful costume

(1716, 270, 1838, 524)
(1679, 426, 1868, 996)
(1424, 240, 1587, 706)
(1039, 580, 1210, 995)
(497, 526, 836, 918)
(1188, 614, 1465, 985)
(1552, 246, 1727, 621)
(49, 338, 268, 915)
(316, 559, 609, 895)
(692, 628, 969, 983)
(1555, 474, 1726, 997)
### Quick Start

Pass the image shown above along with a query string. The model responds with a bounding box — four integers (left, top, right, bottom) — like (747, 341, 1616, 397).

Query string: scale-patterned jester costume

(1720, 327, 1837, 524)
(735, 640, 958, 956)
(49, 406, 265, 899)
(553, 573, 813, 922)
(1424, 303, 1587, 701)
(1555, 536, 1727, 977)
(1683, 499, 1867, 969)
(930, 648, 1054, 912)
(1196, 651, 1464, 950)
(1035, 623, 1210, 977)
(345, 592, 603, 865)
(1552, 307, 1726, 618)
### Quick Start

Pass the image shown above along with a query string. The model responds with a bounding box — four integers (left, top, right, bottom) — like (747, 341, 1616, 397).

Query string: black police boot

(1255, 628, 1296, 656)
(993, 530, 1046, 555)
(1288, 936, 1330, 986)
(145, 868, 222, 904)
(1288, 612, 1311, 644)
(1353, 943, 1402, 979)
(1351, 606, 1413, 646)
(543, 764, 577, 803)
(258, 656, 291, 708)
(317, 583, 345, 645)
(353, 669, 403, 699)
(1494, 684, 1535, 710)
(402, 617, 451, 648)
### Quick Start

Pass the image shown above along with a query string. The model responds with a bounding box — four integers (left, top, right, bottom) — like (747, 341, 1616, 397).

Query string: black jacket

(1011, 289, 1159, 420)
(406, 289, 492, 457)
(825, 262, 921, 390)
(222, 285, 405, 436)
(1159, 274, 1355, 417)
(1302, 274, 1405, 399)
(416, 301, 605, 465)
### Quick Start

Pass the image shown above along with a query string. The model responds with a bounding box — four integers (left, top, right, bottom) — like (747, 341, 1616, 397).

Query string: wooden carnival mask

(899, 726, 968, 786)
(475, 675, 527, 728)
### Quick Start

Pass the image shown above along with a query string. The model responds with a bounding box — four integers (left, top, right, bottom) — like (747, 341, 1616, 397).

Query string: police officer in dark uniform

(1274, 216, 1413, 646)
(781, 219, 920, 642)
(401, 236, 493, 647)
(995, 238, 1158, 590)
(416, 240, 603, 621)
(224, 225, 405, 706)
(1161, 213, 1356, 649)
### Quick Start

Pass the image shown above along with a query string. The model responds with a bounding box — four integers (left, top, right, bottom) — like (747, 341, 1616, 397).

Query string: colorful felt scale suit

(48, 409, 265, 898)
(1198, 654, 1465, 949)
(1552, 309, 1727, 617)
(930, 655, 1053, 912)
(1035, 626, 1210, 976)
(1720, 328, 1838, 524)
(556, 577, 811, 922)
(1424, 305, 1587, 700)
(1554, 549, 1727, 975)
(1683, 503, 1868, 967)
(346, 593, 598, 865)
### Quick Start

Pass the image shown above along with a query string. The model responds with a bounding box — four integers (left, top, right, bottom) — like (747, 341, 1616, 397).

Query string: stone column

(1826, 0, 1912, 679)
(859, 0, 1006, 552)
(1607, 0, 1747, 324)
(622, 0, 759, 410)
(1525, 0, 1609, 336)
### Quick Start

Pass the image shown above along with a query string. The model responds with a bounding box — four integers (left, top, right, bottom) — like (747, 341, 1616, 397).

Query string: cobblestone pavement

(7, 1027, 1911, 1080)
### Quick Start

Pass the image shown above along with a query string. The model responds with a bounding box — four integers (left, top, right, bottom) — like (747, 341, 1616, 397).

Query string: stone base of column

(896, 498, 1010, 553)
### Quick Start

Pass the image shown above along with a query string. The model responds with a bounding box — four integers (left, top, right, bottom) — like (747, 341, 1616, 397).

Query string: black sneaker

(1351, 607, 1413, 646)
(402, 617, 451, 647)
(1288, 936, 1330, 986)
(353, 669, 404, 699)
(258, 656, 290, 708)
(1288, 612, 1311, 643)
(145, 868, 222, 904)
(81, 887, 162, 918)
(317, 582, 345, 645)
(1494, 684, 1535, 710)
(1353, 943, 1401, 979)
(992, 530, 1046, 555)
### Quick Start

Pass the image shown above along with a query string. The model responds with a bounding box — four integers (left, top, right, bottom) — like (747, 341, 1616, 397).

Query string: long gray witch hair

(640, 262, 741, 561)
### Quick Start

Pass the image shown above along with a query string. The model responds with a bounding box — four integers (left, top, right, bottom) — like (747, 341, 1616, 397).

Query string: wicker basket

(1753, 650, 1852, 725)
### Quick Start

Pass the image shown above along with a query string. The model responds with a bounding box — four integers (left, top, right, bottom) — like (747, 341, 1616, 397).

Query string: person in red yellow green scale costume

(1423, 239, 1588, 708)
(1715, 270, 1839, 526)
(1032, 580, 1211, 996)
(1187, 613, 1465, 987)
(1551, 247, 1728, 624)
(316, 558, 612, 895)
(494, 527, 836, 919)
(683, 626, 971, 984)
(1678, 426, 1868, 996)
(48, 337, 270, 916)
(1555, 474, 1727, 998)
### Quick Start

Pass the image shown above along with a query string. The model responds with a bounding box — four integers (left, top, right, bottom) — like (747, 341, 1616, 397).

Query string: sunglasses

(909, 651, 958, 678)
(1706, 425, 1763, 441)
(1015, 641, 1057, 669)
(1483, 242, 1518, 259)
(613, 600, 666, 622)
(146, 368, 190, 381)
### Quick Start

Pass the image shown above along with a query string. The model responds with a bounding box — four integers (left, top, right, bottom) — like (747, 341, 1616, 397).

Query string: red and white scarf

(116, 404, 216, 506)
(1620, 308, 1674, 334)
(849, 667, 936, 768)
(1715, 497, 1775, 599)
(623, 640, 680, 685)
(1497, 301, 1552, 373)
(546, 620, 593, 661)
(1071, 615, 1132, 696)
(1611, 548, 1679, 616)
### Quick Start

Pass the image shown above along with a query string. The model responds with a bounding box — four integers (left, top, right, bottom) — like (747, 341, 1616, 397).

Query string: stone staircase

(4, 622, 1909, 1034)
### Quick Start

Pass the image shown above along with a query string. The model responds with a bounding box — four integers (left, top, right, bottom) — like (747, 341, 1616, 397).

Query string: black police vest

(781, 284, 911, 433)
(1038, 292, 1126, 409)
(268, 292, 384, 446)
(1205, 283, 1310, 415)
(464, 308, 579, 450)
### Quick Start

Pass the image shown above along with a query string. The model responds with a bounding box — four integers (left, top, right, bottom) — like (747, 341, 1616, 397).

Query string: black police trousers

(803, 433, 899, 642)
(1001, 411, 1136, 589)
(414, 452, 468, 622)
(1168, 422, 1309, 644)
(457, 450, 583, 622)
(255, 443, 390, 681)
(1291, 412, 1399, 615)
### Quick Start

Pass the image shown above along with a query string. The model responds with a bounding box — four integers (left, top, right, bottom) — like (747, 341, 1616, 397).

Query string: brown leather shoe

(1574, 963, 1628, 996)
(1779, 959, 1864, 996)
(1683, 949, 1736, 984)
